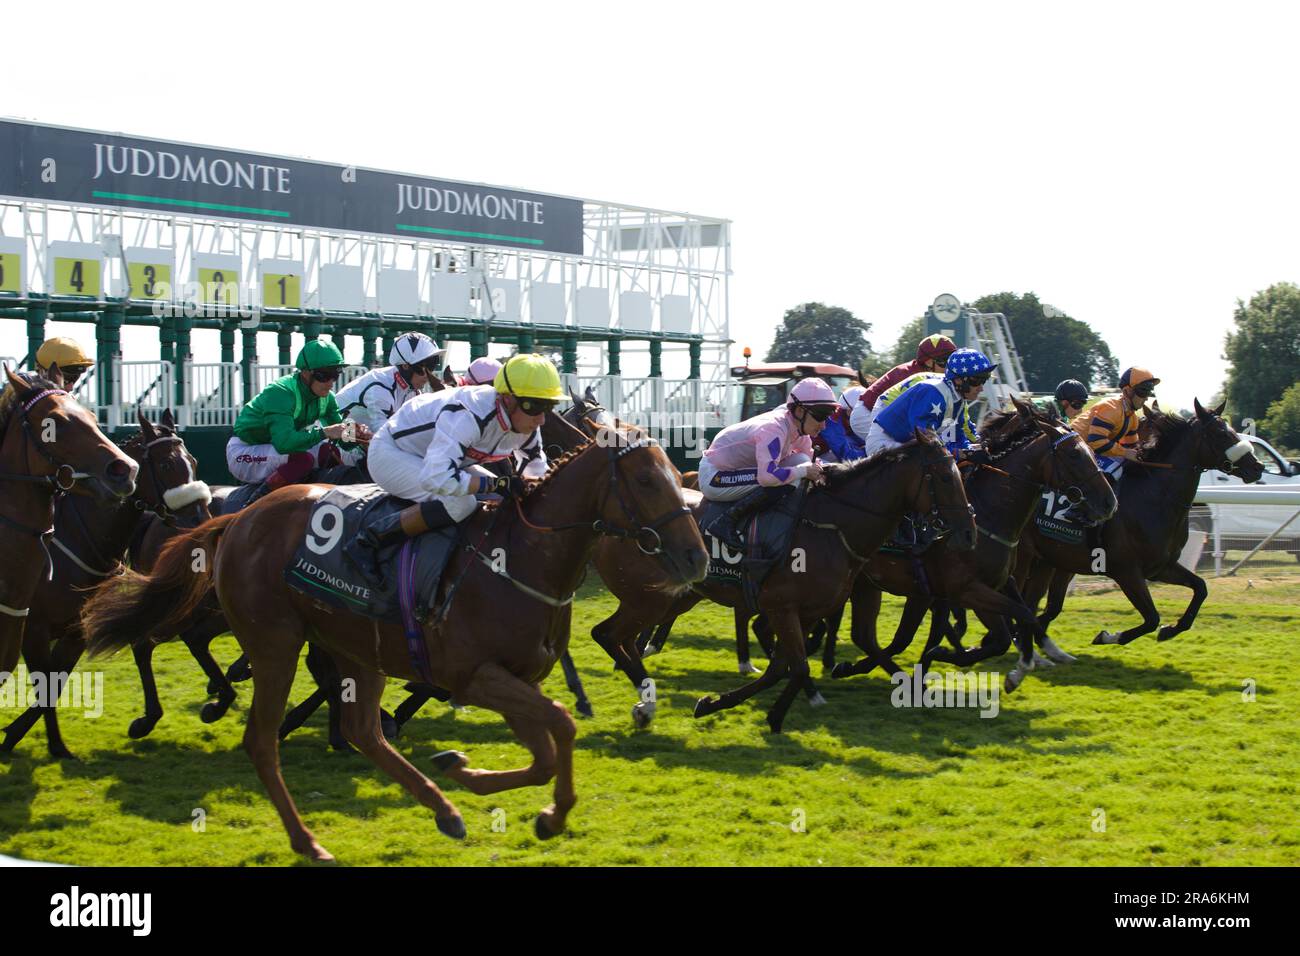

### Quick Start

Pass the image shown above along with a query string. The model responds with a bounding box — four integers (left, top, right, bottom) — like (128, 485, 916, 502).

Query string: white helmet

(839, 385, 866, 414)
(390, 332, 447, 370)
(465, 357, 504, 386)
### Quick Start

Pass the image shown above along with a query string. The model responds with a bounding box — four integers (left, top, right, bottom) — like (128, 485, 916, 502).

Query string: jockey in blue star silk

(864, 347, 994, 458)
(817, 385, 866, 462)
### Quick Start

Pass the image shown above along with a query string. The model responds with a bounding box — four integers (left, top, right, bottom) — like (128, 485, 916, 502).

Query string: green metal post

(159, 312, 175, 365)
(517, 328, 534, 354)
(469, 326, 488, 360)
(303, 315, 321, 343)
(689, 341, 702, 380)
(362, 325, 378, 367)
(241, 326, 258, 407)
(219, 322, 236, 364)
(98, 304, 124, 414)
(278, 326, 293, 368)
(25, 303, 47, 369)
(562, 334, 579, 374)
(607, 337, 621, 376)
(173, 312, 193, 411)
(380, 326, 396, 365)
(649, 339, 662, 378)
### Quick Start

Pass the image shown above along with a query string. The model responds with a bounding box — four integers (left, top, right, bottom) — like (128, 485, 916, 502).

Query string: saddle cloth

(694, 484, 805, 611)
(284, 484, 459, 624)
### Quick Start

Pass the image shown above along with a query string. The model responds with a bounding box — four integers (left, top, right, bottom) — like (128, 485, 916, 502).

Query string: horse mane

(0, 371, 60, 435)
(979, 406, 1049, 459)
(821, 441, 917, 488)
(1138, 408, 1192, 461)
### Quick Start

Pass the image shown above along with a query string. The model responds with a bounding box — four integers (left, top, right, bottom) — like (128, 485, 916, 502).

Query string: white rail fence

(1191, 486, 1300, 576)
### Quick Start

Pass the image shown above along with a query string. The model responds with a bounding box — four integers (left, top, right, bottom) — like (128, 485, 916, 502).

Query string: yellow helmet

(494, 354, 565, 401)
(36, 337, 93, 372)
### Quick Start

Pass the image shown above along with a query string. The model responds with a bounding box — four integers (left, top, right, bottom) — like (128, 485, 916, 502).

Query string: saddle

(283, 485, 460, 627)
(220, 464, 370, 515)
(694, 484, 806, 612)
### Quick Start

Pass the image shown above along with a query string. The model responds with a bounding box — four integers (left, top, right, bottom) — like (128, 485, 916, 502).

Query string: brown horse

(0, 368, 137, 688)
(1, 410, 210, 757)
(596, 429, 977, 733)
(834, 401, 1116, 692)
(83, 430, 706, 861)
(1015, 399, 1263, 648)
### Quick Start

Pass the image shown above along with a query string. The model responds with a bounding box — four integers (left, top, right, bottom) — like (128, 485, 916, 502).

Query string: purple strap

(397, 539, 435, 685)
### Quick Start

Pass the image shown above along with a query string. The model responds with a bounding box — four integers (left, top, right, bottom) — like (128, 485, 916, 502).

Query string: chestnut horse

(1, 410, 210, 757)
(83, 431, 706, 861)
(0, 368, 137, 690)
(1015, 399, 1263, 649)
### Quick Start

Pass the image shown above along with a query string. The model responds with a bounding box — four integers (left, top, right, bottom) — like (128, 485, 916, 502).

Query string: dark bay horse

(596, 430, 977, 733)
(1015, 398, 1263, 648)
(0, 368, 137, 690)
(1, 410, 210, 757)
(832, 400, 1115, 692)
(83, 432, 707, 861)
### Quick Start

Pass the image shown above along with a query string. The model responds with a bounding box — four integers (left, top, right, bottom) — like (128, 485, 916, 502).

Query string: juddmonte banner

(0, 120, 583, 254)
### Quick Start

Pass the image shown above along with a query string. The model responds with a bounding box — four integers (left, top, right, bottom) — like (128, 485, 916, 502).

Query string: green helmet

(295, 340, 345, 371)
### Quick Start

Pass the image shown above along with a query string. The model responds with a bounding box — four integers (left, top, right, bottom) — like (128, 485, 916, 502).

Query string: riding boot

(345, 501, 456, 586)
(706, 485, 787, 550)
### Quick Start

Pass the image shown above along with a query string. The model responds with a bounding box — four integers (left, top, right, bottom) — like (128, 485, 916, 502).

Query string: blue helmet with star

(944, 348, 995, 382)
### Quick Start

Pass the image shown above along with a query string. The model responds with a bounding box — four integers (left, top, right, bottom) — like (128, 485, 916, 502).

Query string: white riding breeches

(366, 429, 484, 522)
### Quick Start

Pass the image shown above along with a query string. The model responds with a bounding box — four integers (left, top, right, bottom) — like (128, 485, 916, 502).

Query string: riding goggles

(311, 367, 343, 383)
(517, 397, 558, 416)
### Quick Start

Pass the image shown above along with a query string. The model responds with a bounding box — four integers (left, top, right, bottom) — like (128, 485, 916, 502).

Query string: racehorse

(831, 400, 1116, 691)
(83, 429, 707, 860)
(0, 410, 210, 757)
(0, 368, 137, 689)
(1015, 398, 1263, 648)
(596, 429, 977, 733)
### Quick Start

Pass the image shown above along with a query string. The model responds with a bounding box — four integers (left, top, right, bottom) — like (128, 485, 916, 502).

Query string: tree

(765, 302, 874, 372)
(888, 317, 926, 367)
(1260, 381, 1300, 455)
(972, 291, 1119, 392)
(1223, 283, 1300, 424)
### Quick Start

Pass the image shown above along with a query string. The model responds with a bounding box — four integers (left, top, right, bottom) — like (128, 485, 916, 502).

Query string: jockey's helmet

(944, 348, 995, 384)
(1054, 379, 1089, 406)
(295, 339, 345, 372)
(916, 333, 957, 365)
(466, 357, 504, 386)
(838, 385, 866, 415)
(389, 332, 447, 372)
(36, 336, 94, 373)
(1119, 367, 1159, 397)
(495, 354, 566, 401)
(787, 377, 838, 418)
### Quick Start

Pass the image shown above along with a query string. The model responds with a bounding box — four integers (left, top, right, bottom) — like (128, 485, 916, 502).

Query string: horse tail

(83, 513, 238, 659)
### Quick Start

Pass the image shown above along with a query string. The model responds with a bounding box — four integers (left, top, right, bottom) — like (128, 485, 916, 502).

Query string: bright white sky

(5, 0, 1299, 411)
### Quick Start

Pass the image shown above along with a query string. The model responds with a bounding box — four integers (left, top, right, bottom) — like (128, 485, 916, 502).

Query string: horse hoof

(692, 697, 716, 719)
(227, 662, 252, 683)
(49, 746, 77, 761)
(576, 700, 594, 718)
(738, 660, 759, 675)
(1030, 652, 1055, 669)
(200, 702, 227, 724)
(436, 814, 467, 840)
(830, 662, 855, 680)
(808, 692, 827, 709)
(431, 750, 469, 773)
(1092, 630, 1118, 646)
(765, 712, 785, 735)
(297, 841, 335, 863)
(1004, 670, 1025, 694)
(1041, 640, 1077, 664)
(642, 644, 660, 658)
(1156, 626, 1179, 643)
(535, 814, 560, 841)
(127, 716, 158, 739)
(631, 702, 654, 728)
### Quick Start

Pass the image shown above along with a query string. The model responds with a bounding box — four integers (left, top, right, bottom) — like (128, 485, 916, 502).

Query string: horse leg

(234, 626, 331, 861)
(1092, 568, 1162, 646)
(694, 651, 789, 718)
(38, 633, 87, 759)
(736, 608, 759, 674)
(187, 621, 239, 723)
(226, 652, 252, 684)
(1150, 561, 1207, 642)
(820, 602, 845, 672)
(129, 639, 166, 739)
(641, 617, 675, 658)
(331, 657, 465, 840)
(432, 660, 576, 838)
(0, 626, 53, 756)
(949, 605, 968, 642)
(592, 600, 682, 728)
(764, 606, 814, 734)
(832, 582, 883, 679)
(392, 684, 439, 733)
(1002, 577, 1073, 665)
(559, 650, 593, 718)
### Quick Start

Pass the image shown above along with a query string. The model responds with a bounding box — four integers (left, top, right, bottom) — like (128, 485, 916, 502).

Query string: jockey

(335, 332, 447, 437)
(226, 340, 367, 505)
(817, 385, 867, 462)
(699, 377, 837, 548)
(859, 334, 957, 413)
(35, 337, 94, 390)
(460, 357, 503, 386)
(863, 347, 993, 459)
(344, 353, 563, 583)
(1073, 367, 1158, 484)
(1050, 379, 1089, 423)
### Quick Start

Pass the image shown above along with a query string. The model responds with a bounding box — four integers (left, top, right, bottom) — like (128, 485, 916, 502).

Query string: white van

(1192, 434, 1300, 560)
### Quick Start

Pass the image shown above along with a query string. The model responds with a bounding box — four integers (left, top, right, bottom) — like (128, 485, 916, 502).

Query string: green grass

(2, 573, 1298, 866)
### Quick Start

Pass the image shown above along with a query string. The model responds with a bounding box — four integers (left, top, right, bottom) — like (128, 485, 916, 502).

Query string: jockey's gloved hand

(488, 474, 526, 498)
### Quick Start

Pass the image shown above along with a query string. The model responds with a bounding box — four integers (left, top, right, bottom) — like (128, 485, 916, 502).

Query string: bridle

(819, 441, 975, 537)
(965, 427, 1095, 507)
(0, 388, 97, 496)
(512, 435, 693, 556)
(128, 431, 207, 529)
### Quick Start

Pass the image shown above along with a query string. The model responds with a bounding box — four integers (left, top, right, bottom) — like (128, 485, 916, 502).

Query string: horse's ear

(5, 366, 26, 392)
(569, 386, 583, 406)
(857, 370, 869, 387)
(1213, 398, 1226, 417)
(137, 409, 157, 442)
(1194, 397, 1207, 418)
(1011, 396, 1033, 420)
(161, 407, 176, 431)
(584, 385, 598, 404)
